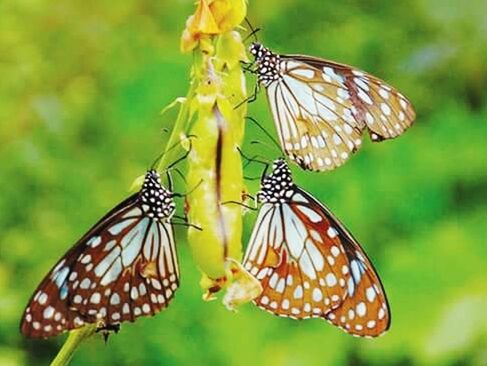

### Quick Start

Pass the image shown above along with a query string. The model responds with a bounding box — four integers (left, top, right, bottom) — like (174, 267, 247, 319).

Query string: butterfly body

(20, 170, 180, 338)
(249, 43, 415, 171)
(244, 159, 390, 337)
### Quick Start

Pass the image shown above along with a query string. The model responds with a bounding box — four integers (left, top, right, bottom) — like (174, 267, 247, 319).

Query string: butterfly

(20, 170, 179, 338)
(243, 159, 390, 337)
(249, 42, 416, 171)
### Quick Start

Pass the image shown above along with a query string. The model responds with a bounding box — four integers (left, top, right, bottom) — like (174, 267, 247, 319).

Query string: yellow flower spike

(182, 0, 260, 308)
(186, 100, 244, 285)
(49, 3, 253, 363)
(191, 0, 220, 34)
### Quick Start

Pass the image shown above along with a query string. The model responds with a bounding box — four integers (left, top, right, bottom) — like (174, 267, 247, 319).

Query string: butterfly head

(141, 170, 176, 219)
(249, 43, 280, 86)
(249, 42, 265, 57)
(257, 158, 294, 203)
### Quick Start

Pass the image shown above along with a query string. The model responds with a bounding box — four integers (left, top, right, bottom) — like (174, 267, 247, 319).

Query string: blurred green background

(1, 0, 487, 365)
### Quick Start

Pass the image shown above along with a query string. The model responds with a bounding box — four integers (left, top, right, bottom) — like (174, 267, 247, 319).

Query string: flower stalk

(181, 0, 261, 304)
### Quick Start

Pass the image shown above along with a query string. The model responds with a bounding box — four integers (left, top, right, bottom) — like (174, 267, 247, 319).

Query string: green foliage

(1, 0, 486, 365)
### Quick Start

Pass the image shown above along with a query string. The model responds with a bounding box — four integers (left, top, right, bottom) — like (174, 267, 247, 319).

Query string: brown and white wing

(265, 55, 415, 171)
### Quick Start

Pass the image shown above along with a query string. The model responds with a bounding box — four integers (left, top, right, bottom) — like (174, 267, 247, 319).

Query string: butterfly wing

(244, 188, 390, 337)
(20, 195, 179, 338)
(296, 189, 391, 337)
(243, 194, 353, 319)
(288, 55, 416, 140)
(265, 55, 415, 171)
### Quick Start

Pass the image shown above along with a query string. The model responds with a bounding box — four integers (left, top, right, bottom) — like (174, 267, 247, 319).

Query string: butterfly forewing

(267, 59, 364, 171)
(250, 43, 415, 171)
(67, 214, 178, 324)
(244, 198, 353, 318)
(243, 159, 390, 337)
(20, 171, 179, 338)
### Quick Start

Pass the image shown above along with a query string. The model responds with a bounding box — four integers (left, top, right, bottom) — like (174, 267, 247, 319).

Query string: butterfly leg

(220, 200, 257, 211)
(234, 82, 260, 109)
(151, 134, 196, 171)
(96, 323, 120, 344)
(171, 178, 203, 199)
(245, 116, 282, 153)
(172, 220, 202, 231)
(172, 213, 203, 231)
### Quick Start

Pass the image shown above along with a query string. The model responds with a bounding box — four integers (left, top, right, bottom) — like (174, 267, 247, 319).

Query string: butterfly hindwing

(66, 211, 178, 325)
(297, 188, 391, 337)
(288, 55, 416, 142)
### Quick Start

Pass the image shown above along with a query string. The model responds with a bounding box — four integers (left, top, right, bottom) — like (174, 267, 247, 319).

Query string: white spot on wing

(297, 205, 322, 223)
(291, 68, 315, 79)
(108, 218, 137, 235)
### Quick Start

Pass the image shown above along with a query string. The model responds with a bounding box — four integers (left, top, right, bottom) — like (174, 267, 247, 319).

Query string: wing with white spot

(244, 188, 390, 337)
(296, 188, 391, 337)
(323, 248, 390, 337)
(265, 55, 415, 171)
(243, 193, 354, 319)
(20, 195, 179, 338)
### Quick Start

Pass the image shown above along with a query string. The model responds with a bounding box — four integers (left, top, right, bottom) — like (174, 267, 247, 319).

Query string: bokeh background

(1, 0, 487, 365)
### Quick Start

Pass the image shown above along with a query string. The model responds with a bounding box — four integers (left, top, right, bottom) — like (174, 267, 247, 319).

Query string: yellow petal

(180, 0, 247, 52)
(190, 0, 220, 34)
(222, 258, 263, 310)
(210, 0, 247, 32)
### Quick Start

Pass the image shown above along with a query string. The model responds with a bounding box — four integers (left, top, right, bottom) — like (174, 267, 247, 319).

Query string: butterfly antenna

(243, 18, 260, 43)
(165, 166, 189, 193)
(165, 170, 174, 192)
(246, 116, 282, 154)
(237, 146, 270, 181)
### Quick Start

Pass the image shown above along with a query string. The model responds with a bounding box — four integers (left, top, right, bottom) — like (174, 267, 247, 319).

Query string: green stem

(50, 325, 97, 366)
